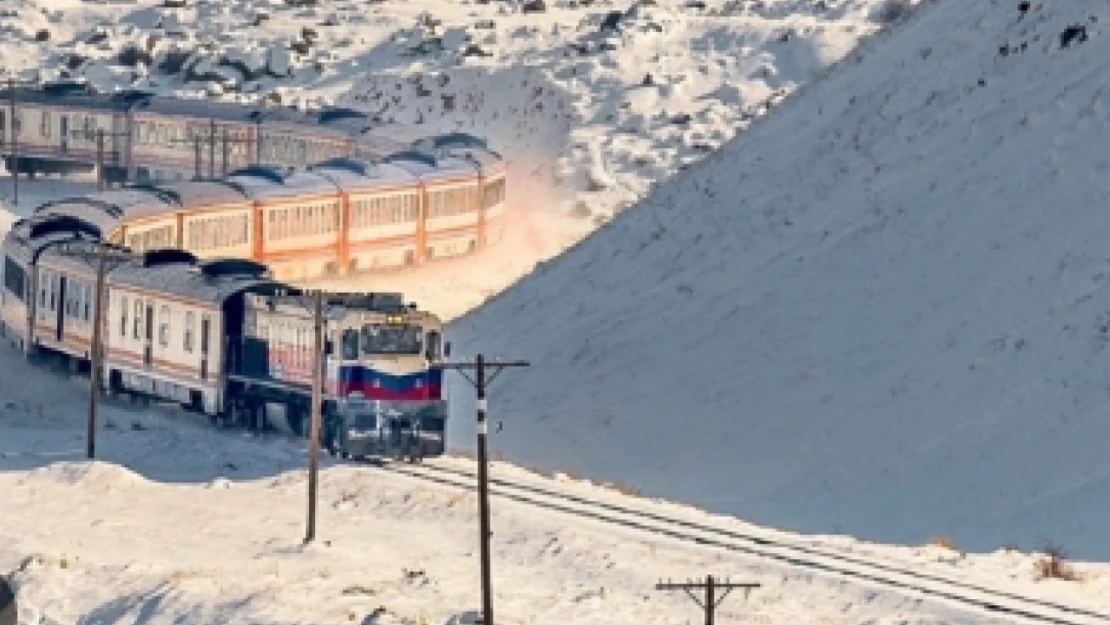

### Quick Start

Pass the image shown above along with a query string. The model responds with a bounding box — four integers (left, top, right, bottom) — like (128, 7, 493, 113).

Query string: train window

(425, 331, 442, 362)
(201, 313, 211, 354)
(120, 295, 129, 337)
(3, 257, 24, 301)
(83, 284, 92, 322)
(48, 274, 56, 312)
(0, 110, 5, 144)
(133, 299, 143, 340)
(159, 305, 171, 347)
(361, 324, 423, 355)
(341, 329, 359, 360)
(185, 311, 195, 352)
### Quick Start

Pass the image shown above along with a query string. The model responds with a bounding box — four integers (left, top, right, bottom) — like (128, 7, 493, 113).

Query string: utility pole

(655, 576, 760, 625)
(177, 133, 252, 181)
(208, 119, 216, 179)
(435, 353, 530, 625)
(194, 135, 202, 180)
(93, 128, 132, 190)
(56, 239, 134, 459)
(305, 288, 324, 544)
(6, 77, 22, 206)
(221, 128, 230, 177)
(96, 129, 104, 192)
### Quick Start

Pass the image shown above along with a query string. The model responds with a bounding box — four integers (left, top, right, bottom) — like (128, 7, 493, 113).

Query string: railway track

(31, 361, 1107, 625)
(378, 460, 1110, 625)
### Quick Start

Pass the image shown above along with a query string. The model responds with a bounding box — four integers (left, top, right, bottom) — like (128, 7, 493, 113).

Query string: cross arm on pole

(434, 359, 530, 389)
(435, 359, 532, 370)
(656, 580, 706, 609)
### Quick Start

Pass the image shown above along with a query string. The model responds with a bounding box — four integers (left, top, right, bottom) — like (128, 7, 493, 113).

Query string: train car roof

(34, 188, 176, 232)
(224, 165, 339, 200)
(316, 108, 375, 134)
(130, 95, 345, 137)
(2, 214, 104, 265)
(37, 243, 102, 276)
(130, 181, 250, 214)
(108, 253, 286, 306)
(382, 150, 478, 182)
(308, 157, 419, 192)
(413, 133, 505, 170)
(32, 189, 164, 233)
(412, 132, 490, 152)
(131, 94, 295, 123)
(0, 83, 140, 112)
(351, 137, 412, 159)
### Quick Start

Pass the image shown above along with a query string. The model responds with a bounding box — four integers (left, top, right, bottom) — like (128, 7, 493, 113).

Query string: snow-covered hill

(447, 0, 1110, 562)
(1, 0, 921, 318)
(2, 329, 1062, 625)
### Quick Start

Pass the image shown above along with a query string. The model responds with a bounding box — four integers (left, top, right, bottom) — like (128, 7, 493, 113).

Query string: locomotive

(1, 212, 451, 460)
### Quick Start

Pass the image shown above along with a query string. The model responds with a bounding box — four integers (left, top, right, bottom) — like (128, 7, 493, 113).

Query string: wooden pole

(208, 120, 216, 179)
(706, 575, 715, 625)
(87, 246, 107, 459)
(8, 79, 18, 206)
(194, 136, 201, 180)
(221, 128, 230, 177)
(305, 289, 324, 544)
(96, 129, 105, 192)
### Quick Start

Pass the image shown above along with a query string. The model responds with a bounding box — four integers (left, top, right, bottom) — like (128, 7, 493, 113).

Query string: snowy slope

(446, 0, 1110, 561)
(0, 334, 1042, 625)
(0, 0, 920, 319)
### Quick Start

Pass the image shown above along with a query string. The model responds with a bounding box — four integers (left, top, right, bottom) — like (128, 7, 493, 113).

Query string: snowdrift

(448, 0, 1110, 560)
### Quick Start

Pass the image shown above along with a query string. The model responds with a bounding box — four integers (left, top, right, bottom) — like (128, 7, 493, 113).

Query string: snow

(446, 0, 1110, 563)
(0, 342, 1028, 625)
(0, 0, 913, 320)
(3, 0, 1110, 621)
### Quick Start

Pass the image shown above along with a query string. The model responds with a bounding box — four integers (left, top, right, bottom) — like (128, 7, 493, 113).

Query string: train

(2, 82, 508, 280)
(1, 81, 400, 180)
(1, 211, 452, 461)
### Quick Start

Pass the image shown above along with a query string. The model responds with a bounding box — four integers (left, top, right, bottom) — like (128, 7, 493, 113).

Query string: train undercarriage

(11, 339, 440, 464)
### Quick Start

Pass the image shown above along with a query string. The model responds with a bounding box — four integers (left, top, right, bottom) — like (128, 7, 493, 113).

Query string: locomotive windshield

(361, 323, 423, 355)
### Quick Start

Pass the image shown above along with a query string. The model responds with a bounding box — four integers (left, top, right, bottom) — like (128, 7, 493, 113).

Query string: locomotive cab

(326, 306, 449, 461)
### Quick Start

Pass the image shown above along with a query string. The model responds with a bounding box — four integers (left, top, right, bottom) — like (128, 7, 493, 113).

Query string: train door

(60, 116, 69, 153)
(143, 303, 153, 367)
(200, 314, 210, 380)
(55, 275, 67, 342)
